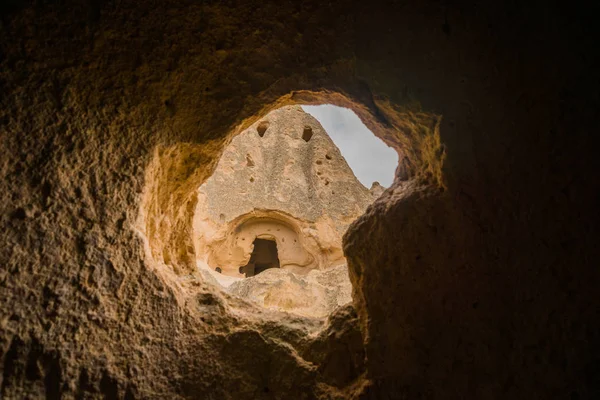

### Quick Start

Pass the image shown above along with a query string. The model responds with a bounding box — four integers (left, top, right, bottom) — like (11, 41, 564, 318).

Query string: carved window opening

(257, 121, 269, 137)
(302, 126, 313, 142)
(138, 102, 413, 318)
(240, 238, 280, 277)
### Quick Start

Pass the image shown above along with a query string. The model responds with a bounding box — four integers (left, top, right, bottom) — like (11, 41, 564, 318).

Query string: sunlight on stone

(193, 105, 382, 318)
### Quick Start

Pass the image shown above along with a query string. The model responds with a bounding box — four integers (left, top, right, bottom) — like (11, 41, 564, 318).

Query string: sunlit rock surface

(192, 106, 376, 317)
(193, 106, 376, 278)
(227, 265, 352, 318)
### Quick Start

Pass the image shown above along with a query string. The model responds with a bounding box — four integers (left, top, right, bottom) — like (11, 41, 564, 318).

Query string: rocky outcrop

(369, 182, 384, 198)
(227, 265, 352, 318)
(192, 106, 372, 317)
(193, 106, 374, 278)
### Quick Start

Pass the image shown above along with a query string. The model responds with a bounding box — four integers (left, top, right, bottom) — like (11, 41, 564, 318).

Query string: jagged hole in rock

(192, 105, 397, 318)
(241, 238, 280, 277)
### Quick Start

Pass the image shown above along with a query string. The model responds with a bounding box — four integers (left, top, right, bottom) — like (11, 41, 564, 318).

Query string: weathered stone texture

(198, 105, 373, 231)
(227, 265, 352, 318)
(0, 0, 598, 399)
(193, 105, 374, 279)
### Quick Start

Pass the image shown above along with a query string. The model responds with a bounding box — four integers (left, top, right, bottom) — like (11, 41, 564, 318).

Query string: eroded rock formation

(1, 1, 598, 399)
(226, 265, 352, 318)
(194, 105, 376, 275)
(193, 105, 375, 317)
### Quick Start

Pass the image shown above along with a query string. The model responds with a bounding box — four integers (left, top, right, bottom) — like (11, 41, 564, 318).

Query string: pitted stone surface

(193, 106, 379, 279)
(198, 105, 374, 232)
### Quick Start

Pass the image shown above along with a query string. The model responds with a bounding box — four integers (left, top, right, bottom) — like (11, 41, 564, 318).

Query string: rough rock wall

(197, 105, 374, 232)
(193, 105, 375, 276)
(227, 265, 352, 318)
(1, 1, 598, 399)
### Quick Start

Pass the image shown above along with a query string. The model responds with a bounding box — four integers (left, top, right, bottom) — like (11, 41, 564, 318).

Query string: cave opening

(187, 103, 400, 317)
(136, 94, 446, 319)
(240, 238, 280, 277)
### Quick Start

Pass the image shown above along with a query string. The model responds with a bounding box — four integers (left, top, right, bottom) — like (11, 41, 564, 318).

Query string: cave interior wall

(0, 0, 598, 399)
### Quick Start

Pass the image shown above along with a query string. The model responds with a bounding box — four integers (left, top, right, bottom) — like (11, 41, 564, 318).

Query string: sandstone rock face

(227, 265, 352, 318)
(193, 105, 376, 279)
(369, 182, 385, 198)
(193, 106, 375, 317)
(1, 1, 598, 399)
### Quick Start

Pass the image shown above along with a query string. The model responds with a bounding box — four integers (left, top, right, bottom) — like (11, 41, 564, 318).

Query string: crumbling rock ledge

(227, 265, 352, 318)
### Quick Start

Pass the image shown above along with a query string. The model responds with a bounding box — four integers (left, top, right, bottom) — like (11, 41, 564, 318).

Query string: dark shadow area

(302, 126, 313, 142)
(240, 238, 280, 277)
